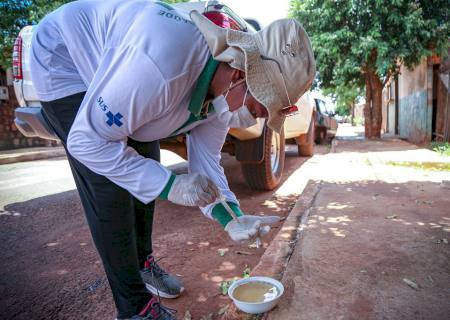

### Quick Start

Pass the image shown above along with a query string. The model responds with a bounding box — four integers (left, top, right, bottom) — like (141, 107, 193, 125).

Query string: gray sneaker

(140, 255, 184, 299)
(116, 297, 177, 320)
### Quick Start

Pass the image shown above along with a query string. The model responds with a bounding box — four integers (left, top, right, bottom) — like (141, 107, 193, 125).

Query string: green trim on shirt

(212, 202, 243, 228)
(188, 56, 220, 117)
(155, 1, 175, 11)
(158, 173, 176, 200)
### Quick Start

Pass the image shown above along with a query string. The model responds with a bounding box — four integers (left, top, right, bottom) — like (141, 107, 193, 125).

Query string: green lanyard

(170, 56, 219, 136)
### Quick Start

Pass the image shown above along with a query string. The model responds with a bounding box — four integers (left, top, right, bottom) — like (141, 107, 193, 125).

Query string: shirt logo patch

(106, 111, 123, 127)
(97, 96, 124, 128)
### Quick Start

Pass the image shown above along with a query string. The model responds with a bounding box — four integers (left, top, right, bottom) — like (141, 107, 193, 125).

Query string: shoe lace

(142, 255, 169, 301)
(144, 255, 168, 277)
(139, 296, 177, 320)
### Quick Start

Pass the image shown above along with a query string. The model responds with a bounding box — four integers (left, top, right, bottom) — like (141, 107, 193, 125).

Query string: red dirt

(0, 147, 314, 319)
(268, 137, 450, 320)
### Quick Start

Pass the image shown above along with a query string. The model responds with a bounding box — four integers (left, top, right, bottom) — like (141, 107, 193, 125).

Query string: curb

(0, 147, 66, 165)
(221, 180, 322, 320)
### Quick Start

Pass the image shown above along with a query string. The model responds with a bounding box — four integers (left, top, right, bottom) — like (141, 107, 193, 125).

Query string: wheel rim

(270, 132, 281, 173)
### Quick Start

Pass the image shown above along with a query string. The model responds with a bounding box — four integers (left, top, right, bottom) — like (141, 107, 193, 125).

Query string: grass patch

(353, 117, 364, 126)
(386, 161, 450, 172)
(430, 142, 450, 156)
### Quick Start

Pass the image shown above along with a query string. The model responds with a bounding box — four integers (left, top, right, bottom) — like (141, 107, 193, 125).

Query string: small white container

(228, 276, 284, 314)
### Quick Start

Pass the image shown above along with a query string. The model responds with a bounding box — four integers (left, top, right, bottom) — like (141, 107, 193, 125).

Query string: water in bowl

(232, 281, 278, 303)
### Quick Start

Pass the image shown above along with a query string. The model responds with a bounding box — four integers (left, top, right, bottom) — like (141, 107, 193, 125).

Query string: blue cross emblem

(106, 111, 123, 127)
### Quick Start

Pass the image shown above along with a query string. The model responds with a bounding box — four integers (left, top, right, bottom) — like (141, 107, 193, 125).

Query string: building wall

(397, 59, 432, 143)
(435, 73, 450, 140)
(382, 81, 396, 134)
(388, 102, 396, 134)
(0, 68, 59, 150)
(354, 102, 365, 121)
(381, 86, 388, 133)
(0, 87, 55, 150)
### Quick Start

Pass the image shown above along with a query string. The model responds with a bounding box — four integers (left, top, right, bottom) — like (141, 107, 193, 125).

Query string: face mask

(212, 83, 257, 128)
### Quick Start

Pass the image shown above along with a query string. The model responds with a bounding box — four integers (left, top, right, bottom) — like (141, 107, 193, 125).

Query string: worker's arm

(188, 117, 281, 243)
(67, 47, 173, 204)
(187, 117, 242, 225)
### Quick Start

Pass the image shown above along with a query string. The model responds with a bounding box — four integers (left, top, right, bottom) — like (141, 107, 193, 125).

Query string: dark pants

(41, 92, 157, 318)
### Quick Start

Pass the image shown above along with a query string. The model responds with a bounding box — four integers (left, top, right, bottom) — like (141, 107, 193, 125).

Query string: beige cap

(190, 10, 316, 133)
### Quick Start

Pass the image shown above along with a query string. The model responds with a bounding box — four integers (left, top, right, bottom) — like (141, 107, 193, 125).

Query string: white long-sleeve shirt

(30, 0, 238, 217)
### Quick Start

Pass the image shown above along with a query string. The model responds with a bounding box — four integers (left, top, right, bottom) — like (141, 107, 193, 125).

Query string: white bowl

(228, 276, 284, 314)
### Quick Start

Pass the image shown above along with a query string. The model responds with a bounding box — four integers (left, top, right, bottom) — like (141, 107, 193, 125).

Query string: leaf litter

(219, 266, 252, 295)
(385, 215, 398, 219)
(403, 278, 419, 290)
(183, 310, 192, 320)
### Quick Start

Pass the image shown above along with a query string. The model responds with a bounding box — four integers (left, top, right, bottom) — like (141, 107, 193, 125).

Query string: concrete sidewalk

(0, 146, 66, 165)
(265, 126, 450, 320)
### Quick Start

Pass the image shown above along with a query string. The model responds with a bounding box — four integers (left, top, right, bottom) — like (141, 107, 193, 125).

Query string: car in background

(314, 98, 338, 144)
(12, 0, 315, 191)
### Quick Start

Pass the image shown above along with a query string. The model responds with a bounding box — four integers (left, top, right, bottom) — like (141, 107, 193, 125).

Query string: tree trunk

(363, 70, 383, 139)
(351, 102, 355, 126)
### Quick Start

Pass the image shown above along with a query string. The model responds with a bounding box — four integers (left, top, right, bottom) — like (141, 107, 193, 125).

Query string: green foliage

(430, 142, 450, 156)
(0, 0, 30, 69)
(219, 280, 233, 295)
(335, 104, 350, 116)
(218, 266, 252, 295)
(28, 0, 73, 23)
(354, 117, 364, 126)
(387, 161, 450, 171)
(242, 267, 251, 278)
(0, 0, 73, 69)
(289, 0, 450, 91)
(0, 0, 189, 69)
(323, 82, 363, 116)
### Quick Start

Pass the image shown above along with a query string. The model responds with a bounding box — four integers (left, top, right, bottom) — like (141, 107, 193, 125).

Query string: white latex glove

(168, 173, 220, 207)
(224, 215, 281, 242)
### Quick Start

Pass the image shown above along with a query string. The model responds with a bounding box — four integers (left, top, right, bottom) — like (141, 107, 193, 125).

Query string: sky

(220, 0, 291, 27)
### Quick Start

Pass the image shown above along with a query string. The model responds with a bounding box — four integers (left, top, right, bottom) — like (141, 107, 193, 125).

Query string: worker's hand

(224, 215, 281, 243)
(168, 173, 220, 207)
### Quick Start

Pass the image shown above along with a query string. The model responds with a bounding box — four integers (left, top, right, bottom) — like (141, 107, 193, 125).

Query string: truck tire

(296, 112, 315, 157)
(241, 126, 285, 190)
(315, 126, 327, 144)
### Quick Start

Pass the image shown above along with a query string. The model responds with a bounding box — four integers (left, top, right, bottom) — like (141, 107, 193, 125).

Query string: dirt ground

(0, 144, 323, 319)
(268, 136, 450, 320)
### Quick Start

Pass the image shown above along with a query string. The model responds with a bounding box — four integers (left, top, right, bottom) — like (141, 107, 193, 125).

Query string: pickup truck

(313, 97, 338, 144)
(12, 0, 315, 190)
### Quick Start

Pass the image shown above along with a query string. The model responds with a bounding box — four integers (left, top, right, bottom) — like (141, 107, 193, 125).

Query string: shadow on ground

(0, 145, 315, 320)
(0, 190, 112, 319)
(270, 179, 450, 320)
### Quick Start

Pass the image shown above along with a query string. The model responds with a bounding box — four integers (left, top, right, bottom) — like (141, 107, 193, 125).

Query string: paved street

(0, 157, 74, 211)
(0, 150, 188, 211)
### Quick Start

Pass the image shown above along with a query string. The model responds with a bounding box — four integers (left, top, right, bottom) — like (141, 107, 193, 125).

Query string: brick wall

(0, 85, 57, 150)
